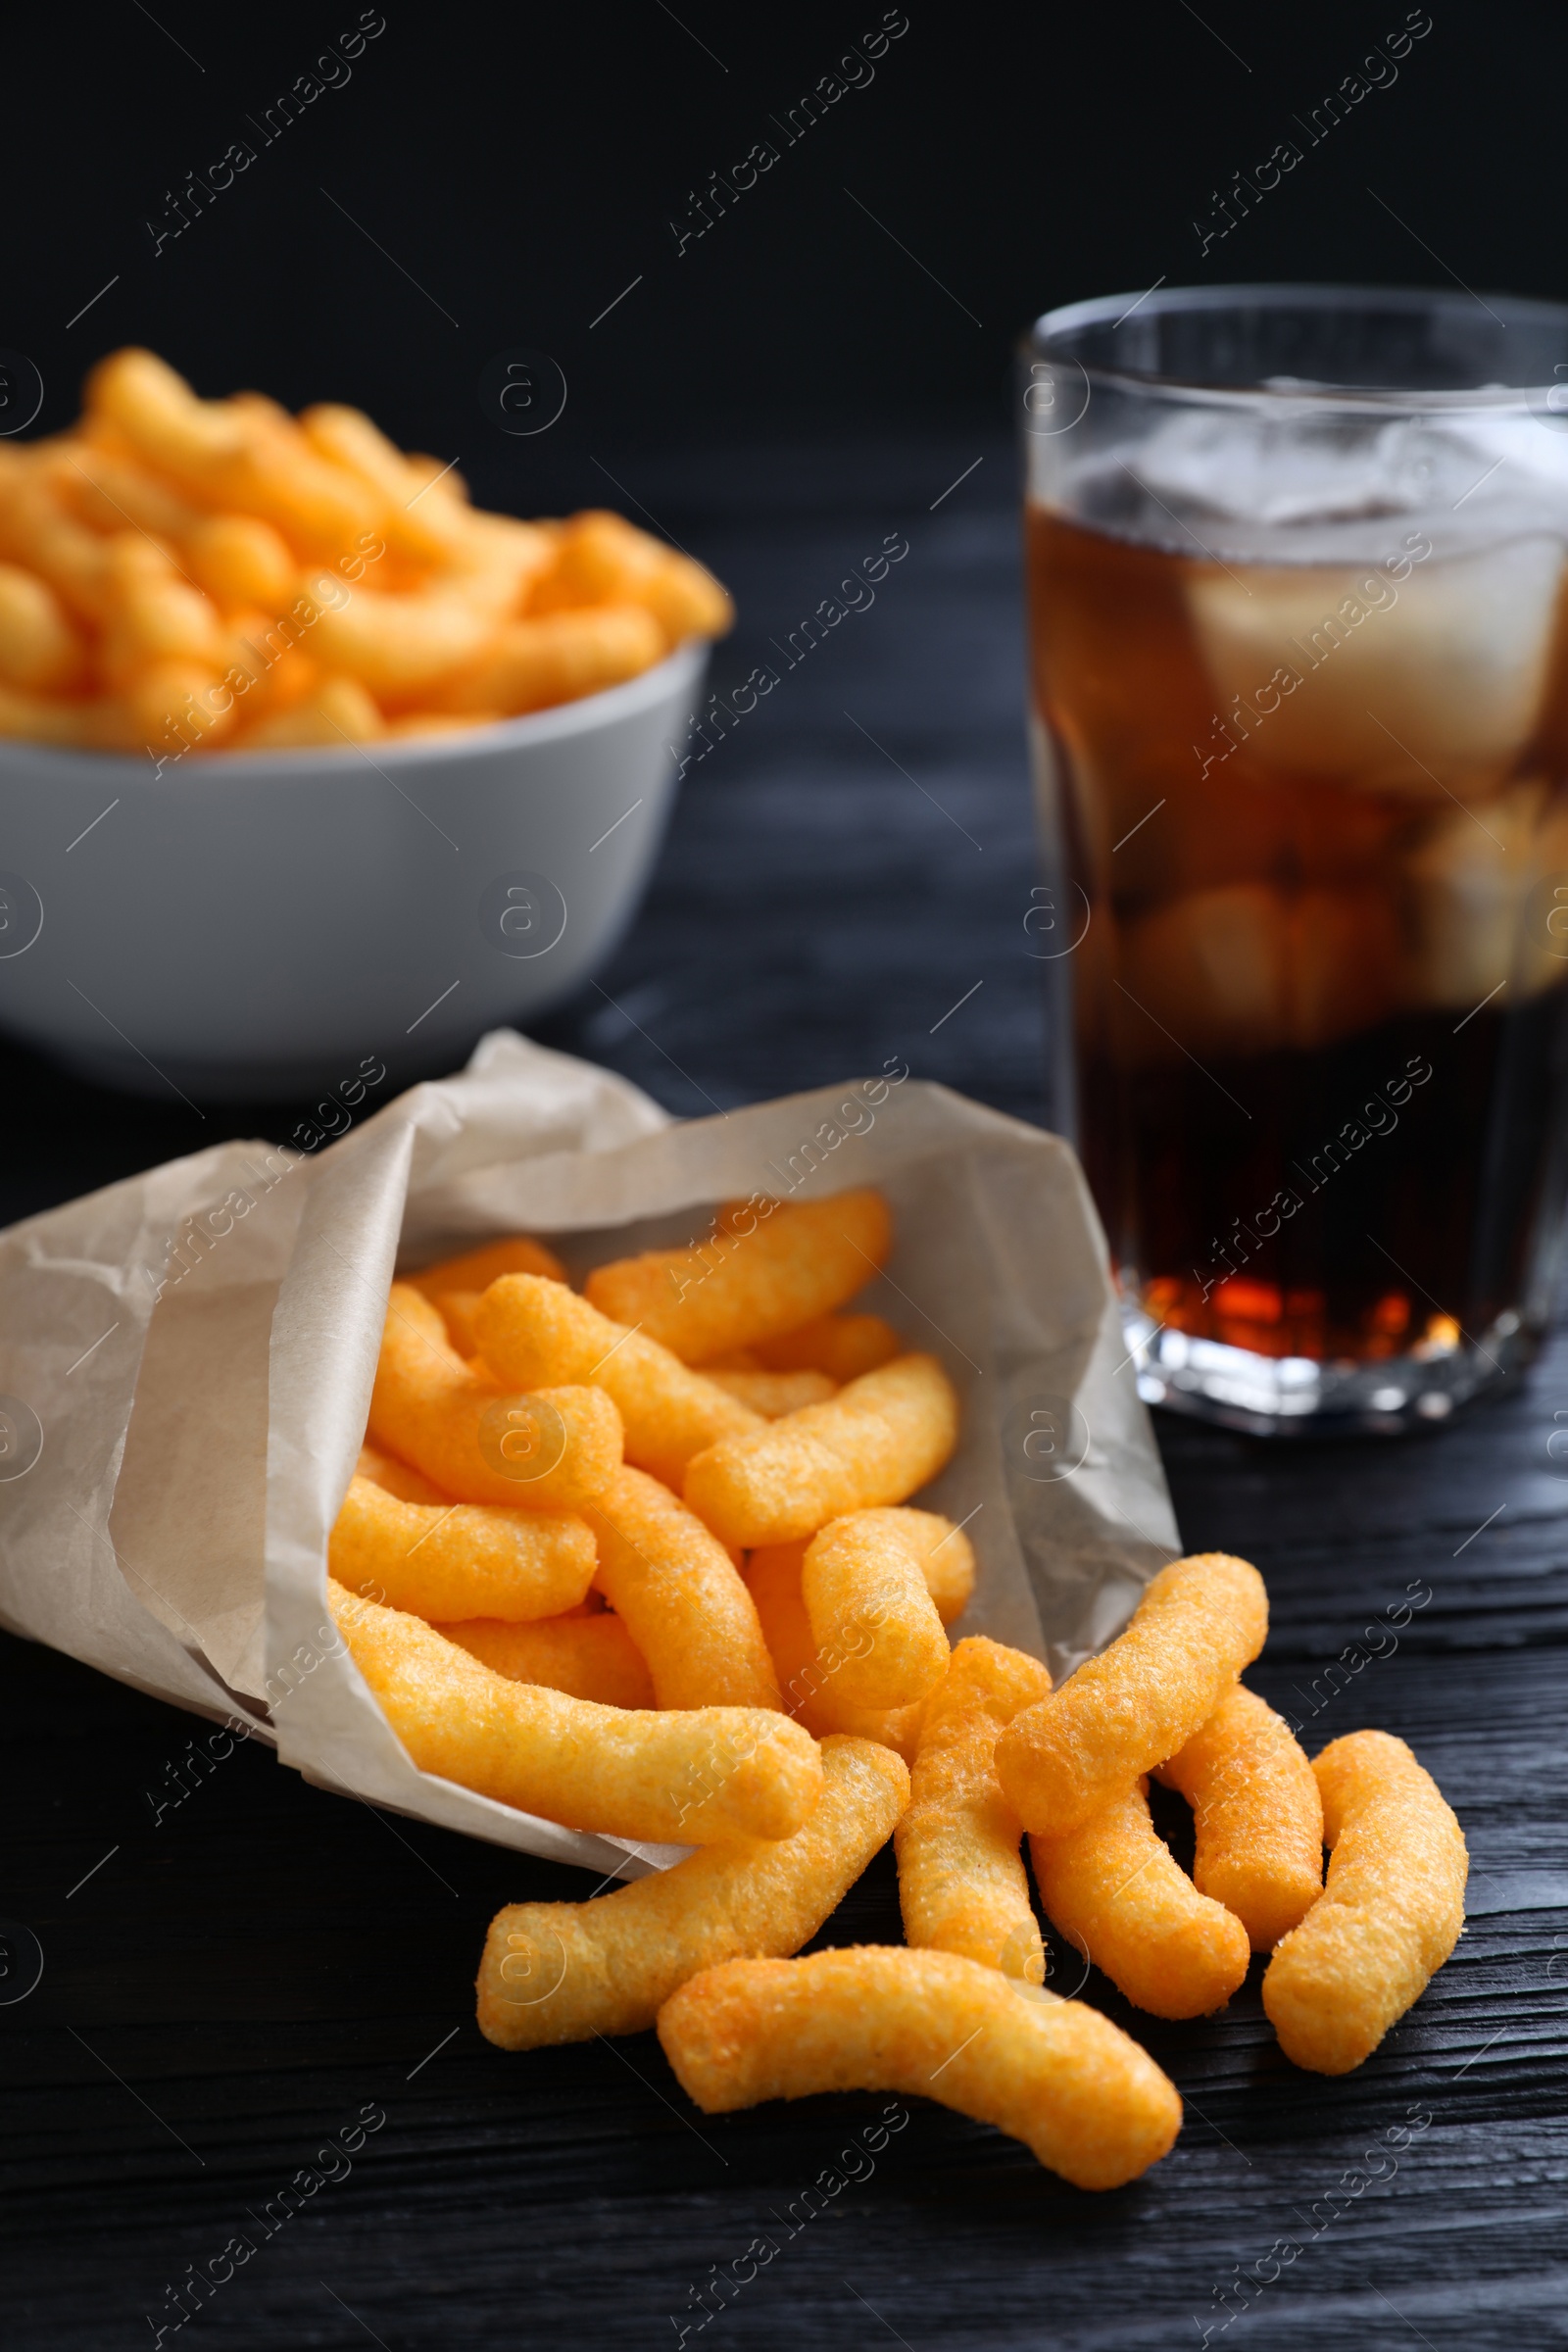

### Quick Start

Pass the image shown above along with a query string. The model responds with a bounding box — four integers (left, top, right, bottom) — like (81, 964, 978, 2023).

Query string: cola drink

(1023, 286, 1568, 1430)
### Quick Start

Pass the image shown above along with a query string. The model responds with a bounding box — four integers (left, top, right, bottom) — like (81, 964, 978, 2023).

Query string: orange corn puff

(586, 1465, 781, 1709)
(801, 1507, 951, 1710)
(407, 1235, 567, 1297)
(1263, 1730, 1466, 2075)
(1155, 1684, 1324, 1950)
(897, 1637, 1054, 1975)
(328, 1582, 818, 1843)
(436, 1611, 655, 1710)
(997, 1553, 1268, 1837)
(472, 1273, 761, 1491)
(744, 1544, 926, 1760)
(752, 1312, 903, 1382)
(366, 1284, 622, 1510)
(703, 1368, 837, 1416)
(683, 1355, 958, 1549)
(477, 1735, 906, 2048)
(583, 1189, 893, 1363)
(1030, 1779, 1252, 2020)
(657, 1946, 1182, 2191)
(355, 1441, 447, 1505)
(328, 1475, 596, 1623)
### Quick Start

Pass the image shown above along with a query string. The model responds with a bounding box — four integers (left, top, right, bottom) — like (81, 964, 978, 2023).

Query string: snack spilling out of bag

(0, 1044, 1465, 2194)
(334, 1186, 1467, 2192)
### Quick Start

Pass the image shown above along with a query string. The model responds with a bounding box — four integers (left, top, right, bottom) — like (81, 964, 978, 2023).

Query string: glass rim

(1025, 281, 1568, 414)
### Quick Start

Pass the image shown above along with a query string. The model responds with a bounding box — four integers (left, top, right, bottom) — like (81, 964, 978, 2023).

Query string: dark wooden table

(2, 436, 1564, 2351)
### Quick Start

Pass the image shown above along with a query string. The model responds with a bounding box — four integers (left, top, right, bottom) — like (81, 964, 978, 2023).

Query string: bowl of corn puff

(0, 351, 730, 1096)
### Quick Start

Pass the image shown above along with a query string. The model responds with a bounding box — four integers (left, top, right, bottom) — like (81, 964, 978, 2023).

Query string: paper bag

(0, 1030, 1179, 1880)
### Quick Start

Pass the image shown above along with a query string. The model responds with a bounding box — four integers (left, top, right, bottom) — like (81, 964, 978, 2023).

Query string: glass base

(1125, 1299, 1536, 1438)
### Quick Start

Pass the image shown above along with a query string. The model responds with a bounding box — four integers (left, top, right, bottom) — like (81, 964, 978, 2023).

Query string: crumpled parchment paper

(0, 1029, 1179, 1879)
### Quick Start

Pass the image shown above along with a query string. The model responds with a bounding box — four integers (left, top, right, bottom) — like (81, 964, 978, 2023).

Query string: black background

(5, 7, 1568, 2349)
(6, 1, 1560, 510)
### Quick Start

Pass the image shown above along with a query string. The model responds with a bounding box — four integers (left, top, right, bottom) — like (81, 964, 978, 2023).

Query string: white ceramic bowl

(0, 641, 705, 1099)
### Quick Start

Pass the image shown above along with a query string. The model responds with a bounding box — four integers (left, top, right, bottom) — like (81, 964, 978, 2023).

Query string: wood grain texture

(1, 439, 1564, 2348)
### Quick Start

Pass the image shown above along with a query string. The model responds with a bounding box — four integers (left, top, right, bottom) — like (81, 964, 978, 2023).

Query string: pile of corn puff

(0, 349, 730, 758)
(331, 1186, 1467, 2192)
